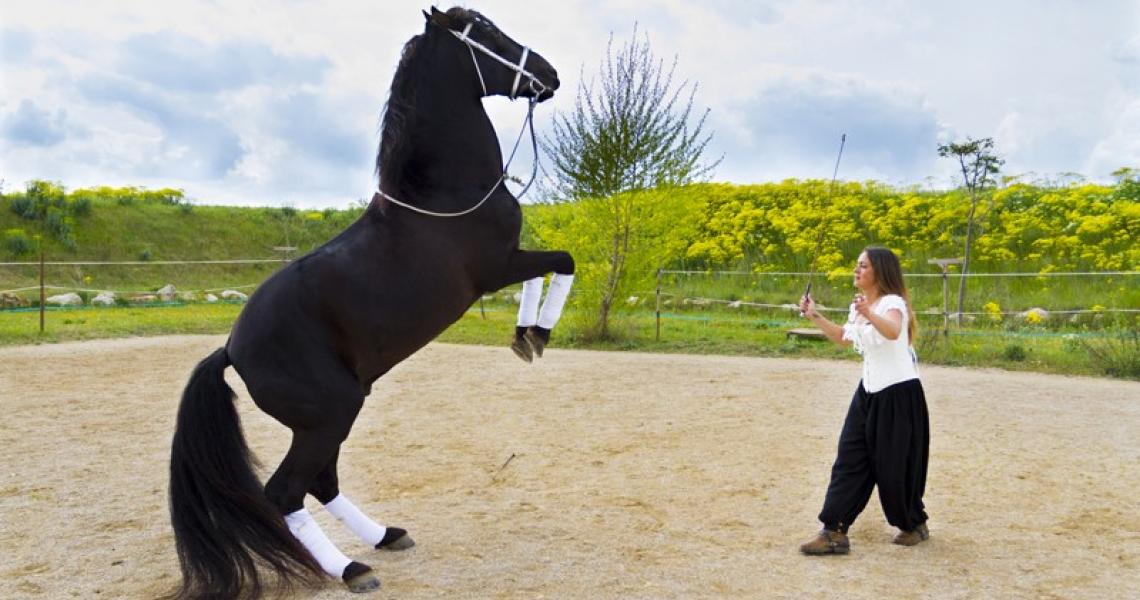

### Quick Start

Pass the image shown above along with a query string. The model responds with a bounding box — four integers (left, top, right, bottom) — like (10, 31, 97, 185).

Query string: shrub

(139, 249, 152, 261)
(1002, 343, 1028, 361)
(10, 195, 34, 218)
(4, 228, 33, 256)
(71, 196, 92, 216)
(1082, 332, 1140, 380)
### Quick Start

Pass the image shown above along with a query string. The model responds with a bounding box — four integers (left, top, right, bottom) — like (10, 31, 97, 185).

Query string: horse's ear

(427, 6, 452, 29)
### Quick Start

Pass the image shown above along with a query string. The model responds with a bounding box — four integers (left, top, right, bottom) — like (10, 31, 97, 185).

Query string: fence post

(928, 258, 962, 338)
(480, 295, 486, 320)
(655, 268, 662, 342)
(39, 237, 45, 334)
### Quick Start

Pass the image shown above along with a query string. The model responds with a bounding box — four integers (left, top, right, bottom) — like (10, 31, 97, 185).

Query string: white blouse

(841, 294, 919, 393)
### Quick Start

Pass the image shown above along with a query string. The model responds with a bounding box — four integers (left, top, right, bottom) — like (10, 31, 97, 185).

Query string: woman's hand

(799, 294, 817, 318)
(853, 293, 872, 319)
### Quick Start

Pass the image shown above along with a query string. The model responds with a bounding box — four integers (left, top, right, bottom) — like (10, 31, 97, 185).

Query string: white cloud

(0, 0, 1137, 206)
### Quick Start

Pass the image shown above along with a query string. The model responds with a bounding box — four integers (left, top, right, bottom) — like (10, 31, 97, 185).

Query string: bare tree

(937, 137, 1003, 324)
(540, 27, 719, 335)
(542, 26, 719, 200)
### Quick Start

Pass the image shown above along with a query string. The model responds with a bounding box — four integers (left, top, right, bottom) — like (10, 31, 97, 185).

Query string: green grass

(0, 303, 243, 345)
(3, 299, 1131, 380)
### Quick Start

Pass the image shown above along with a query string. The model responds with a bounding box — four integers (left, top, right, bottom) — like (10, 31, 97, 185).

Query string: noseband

(378, 22, 546, 218)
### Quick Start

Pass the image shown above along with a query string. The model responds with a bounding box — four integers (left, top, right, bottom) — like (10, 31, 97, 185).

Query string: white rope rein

(378, 22, 546, 218)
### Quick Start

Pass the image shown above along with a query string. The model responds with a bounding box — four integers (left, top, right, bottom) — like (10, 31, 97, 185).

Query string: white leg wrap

(284, 508, 351, 578)
(537, 273, 574, 329)
(517, 277, 544, 327)
(324, 494, 387, 547)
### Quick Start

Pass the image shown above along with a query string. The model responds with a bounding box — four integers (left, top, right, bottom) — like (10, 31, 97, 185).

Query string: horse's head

(424, 6, 559, 102)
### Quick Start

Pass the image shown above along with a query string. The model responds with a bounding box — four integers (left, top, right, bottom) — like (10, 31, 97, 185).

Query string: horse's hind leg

(266, 428, 382, 593)
(310, 450, 416, 551)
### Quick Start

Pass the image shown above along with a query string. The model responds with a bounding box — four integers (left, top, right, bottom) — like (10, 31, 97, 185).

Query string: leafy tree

(540, 27, 719, 336)
(526, 189, 700, 339)
(938, 137, 1003, 324)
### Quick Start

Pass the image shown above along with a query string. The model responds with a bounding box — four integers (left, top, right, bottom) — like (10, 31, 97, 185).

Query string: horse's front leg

(493, 249, 575, 362)
(493, 249, 575, 288)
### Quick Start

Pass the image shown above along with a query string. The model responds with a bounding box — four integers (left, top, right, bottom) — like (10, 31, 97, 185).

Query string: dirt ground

(1, 335, 1137, 599)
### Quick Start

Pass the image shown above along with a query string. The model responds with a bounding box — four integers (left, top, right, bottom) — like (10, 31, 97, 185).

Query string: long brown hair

(864, 246, 917, 342)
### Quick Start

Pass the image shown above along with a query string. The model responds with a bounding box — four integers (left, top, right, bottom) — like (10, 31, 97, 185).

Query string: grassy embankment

(1, 189, 1135, 379)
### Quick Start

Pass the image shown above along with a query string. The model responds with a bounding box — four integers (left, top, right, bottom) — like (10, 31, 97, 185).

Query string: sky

(2, 0, 1138, 208)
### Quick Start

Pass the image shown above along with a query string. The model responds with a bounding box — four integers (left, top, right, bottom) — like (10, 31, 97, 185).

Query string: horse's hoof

(510, 337, 533, 363)
(377, 527, 416, 551)
(524, 329, 546, 358)
(343, 561, 381, 593)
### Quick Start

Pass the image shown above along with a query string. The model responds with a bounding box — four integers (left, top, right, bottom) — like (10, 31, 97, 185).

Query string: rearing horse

(168, 7, 571, 598)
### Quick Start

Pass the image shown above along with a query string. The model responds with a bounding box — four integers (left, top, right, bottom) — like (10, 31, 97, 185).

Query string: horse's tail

(168, 347, 323, 600)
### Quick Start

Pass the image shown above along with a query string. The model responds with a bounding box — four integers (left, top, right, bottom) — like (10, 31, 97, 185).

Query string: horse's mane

(376, 34, 423, 180)
(376, 7, 497, 180)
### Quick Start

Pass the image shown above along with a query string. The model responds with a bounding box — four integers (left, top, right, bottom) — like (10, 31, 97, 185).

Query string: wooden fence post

(655, 268, 662, 342)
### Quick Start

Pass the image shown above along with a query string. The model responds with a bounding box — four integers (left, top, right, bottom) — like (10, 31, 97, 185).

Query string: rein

(377, 23, 546, 218)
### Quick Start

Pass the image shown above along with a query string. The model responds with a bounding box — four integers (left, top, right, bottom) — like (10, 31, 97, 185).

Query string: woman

(797, 246, 930, 555)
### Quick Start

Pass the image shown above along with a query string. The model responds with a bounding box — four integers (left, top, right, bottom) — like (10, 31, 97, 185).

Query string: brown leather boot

(892, 523, 929, 546)
(799, 529, 850, 555)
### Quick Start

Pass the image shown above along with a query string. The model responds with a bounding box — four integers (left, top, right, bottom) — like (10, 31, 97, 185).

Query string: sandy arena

(1, 335, 1137, 599)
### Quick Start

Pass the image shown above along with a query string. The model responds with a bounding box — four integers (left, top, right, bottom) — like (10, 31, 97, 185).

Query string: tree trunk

(955, 193, 980, 325)
(599, 231, 622, 337)
(598, 204, 633, 339)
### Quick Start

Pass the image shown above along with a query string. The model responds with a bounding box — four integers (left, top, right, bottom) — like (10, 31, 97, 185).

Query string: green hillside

(2, 178, 1136, 310)
(0, 186, 365, 293)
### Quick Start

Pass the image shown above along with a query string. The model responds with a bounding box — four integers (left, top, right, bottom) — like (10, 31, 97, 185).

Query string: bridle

(377, 21, 548, 218)
(451, 22, 548, 101)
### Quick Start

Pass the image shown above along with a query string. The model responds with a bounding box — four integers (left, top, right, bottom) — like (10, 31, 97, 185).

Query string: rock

(177, 292, 196, 302)
(728, 301, 742, 309)
(46, 292, 83, 306)
(91, 292, 117, 306)
(206, 294, 219, 303)
(0, 292, 28, 308)
(1018, 307, 1049, 322)
(221, 290, 248, 302)
(512, 291, 523, 304)
(156, 284, 177, 301)
(131, 294, 159, 303)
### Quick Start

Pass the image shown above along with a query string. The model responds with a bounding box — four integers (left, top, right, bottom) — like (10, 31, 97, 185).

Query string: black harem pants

(818, 378, 930, 533)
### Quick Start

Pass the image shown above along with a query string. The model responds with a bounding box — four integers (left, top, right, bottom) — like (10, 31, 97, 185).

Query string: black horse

(169, 7, 572, 598)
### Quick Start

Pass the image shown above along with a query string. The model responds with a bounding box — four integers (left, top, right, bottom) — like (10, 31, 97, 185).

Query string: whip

(801, 133, 847, 310)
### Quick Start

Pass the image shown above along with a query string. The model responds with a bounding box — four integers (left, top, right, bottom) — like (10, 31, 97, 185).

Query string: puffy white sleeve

(841, 302, 870, 353)
(879, 294, 908, 318)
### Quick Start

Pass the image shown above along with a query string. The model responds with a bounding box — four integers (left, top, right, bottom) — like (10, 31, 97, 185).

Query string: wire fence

(0, 258, 285, 295)
(1, 260, 1137, 340)
(647, 268, 1140, 340)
